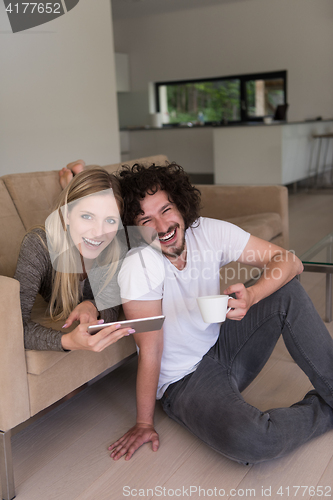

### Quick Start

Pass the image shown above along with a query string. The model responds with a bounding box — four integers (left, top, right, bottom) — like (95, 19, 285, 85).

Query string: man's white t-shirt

(118, 217, 250, 399)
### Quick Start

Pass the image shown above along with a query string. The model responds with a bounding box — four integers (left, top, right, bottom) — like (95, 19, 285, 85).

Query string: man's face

(135, 189, 186, 261)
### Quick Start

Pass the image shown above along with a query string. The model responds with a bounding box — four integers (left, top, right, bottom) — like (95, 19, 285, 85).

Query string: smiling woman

(14, 167, 133, 353)
(66, 192, 120, 261)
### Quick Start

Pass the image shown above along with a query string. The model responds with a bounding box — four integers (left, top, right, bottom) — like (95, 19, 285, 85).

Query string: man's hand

(108, 423, 159, 461)
(223, 283, 256, 321)
(62, 301, 98, 328)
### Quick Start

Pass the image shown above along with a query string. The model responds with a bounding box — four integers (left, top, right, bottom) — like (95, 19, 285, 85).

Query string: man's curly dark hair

(117, 162, 201, 229)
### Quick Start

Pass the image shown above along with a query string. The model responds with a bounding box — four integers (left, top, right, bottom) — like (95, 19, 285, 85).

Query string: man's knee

(220, 413, 285, 464)
(269, 277, 309, 311)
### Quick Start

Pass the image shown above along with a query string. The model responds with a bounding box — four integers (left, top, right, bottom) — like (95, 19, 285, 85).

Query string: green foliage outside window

(157, 71, 287, 125)
(165, 80, 240, 124)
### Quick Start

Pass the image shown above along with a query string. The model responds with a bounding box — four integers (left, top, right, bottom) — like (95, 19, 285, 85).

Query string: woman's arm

(14, 229, 66, 351)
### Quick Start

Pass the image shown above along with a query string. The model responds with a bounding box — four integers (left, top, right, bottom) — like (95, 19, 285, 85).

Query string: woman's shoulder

(21, 227, 48, 254)
(15, 226, 52, 282)
(24, 226, 46, 239)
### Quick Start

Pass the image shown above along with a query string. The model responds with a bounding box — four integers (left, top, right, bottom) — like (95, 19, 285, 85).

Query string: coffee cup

(197, 294, 231, 323)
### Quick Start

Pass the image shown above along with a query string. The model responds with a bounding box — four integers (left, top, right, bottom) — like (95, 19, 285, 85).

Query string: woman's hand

(61, 320, 133, 352)
(62, 301, 99, 328)
(108, 423, 159, 461)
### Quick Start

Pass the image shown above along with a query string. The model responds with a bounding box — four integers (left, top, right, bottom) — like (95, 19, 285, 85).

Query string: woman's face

(67, 192, 121, 260)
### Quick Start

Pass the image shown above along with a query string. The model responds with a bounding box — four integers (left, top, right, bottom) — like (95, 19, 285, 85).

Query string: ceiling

(111, 0, 250, 20)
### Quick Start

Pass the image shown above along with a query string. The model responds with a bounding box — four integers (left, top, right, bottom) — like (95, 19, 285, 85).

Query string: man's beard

(161, 231, 186, 260)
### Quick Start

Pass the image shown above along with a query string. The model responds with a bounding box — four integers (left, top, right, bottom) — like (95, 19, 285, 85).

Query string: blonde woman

(14, 167, 133, 352)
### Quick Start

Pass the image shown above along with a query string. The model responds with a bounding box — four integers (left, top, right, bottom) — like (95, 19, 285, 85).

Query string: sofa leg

(0, 430, 15, 500)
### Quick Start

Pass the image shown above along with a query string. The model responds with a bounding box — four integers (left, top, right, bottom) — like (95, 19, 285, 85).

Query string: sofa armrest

(0, 277, 30, 431)
(196, 184, 289, 249)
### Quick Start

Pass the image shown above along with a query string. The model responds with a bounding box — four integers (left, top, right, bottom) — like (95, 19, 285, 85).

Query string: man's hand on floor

(108, 423, 159, 461)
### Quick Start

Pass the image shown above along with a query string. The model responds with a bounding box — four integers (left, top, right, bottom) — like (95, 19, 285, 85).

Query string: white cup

(197, 295, 232, 324)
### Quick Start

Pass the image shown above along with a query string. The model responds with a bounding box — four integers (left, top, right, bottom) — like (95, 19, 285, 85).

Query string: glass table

(300, 232, 333, 322)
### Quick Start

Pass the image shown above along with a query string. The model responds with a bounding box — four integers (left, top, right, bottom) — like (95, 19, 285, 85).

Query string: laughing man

(108, 162, 333, 465)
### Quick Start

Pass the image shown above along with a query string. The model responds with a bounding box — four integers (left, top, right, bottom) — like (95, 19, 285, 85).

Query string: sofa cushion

(25, 334, 136, 376)
(0, 179, 26, 277)
(25, 349, 68, 375)
(226, 212, 282, 242)
(2, 170, 62, 231)
(26, 294, 136, 415)
(27, 335, 137, 416)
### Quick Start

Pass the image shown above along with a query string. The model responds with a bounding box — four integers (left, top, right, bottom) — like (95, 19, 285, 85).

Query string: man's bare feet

(58, 160, 86, 189)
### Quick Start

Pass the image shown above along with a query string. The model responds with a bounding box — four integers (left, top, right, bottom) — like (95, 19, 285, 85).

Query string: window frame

(155, 70, 287, 126)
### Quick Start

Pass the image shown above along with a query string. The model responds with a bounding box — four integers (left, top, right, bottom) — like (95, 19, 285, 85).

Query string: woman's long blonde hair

(46, 167, 124, 320)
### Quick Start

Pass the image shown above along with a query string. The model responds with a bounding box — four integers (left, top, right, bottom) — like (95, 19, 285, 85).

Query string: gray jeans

(161, 278, 333, 464)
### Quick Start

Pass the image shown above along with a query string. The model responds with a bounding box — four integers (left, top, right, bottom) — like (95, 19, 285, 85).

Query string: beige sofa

(0, 154, 288, 500)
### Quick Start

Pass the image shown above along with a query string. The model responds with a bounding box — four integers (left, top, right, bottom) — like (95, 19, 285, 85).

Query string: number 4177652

(277, 485, 331, 497)
(5, 3, 62, 14)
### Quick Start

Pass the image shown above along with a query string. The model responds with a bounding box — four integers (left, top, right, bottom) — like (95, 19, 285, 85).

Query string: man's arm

(108, 299, 163, 460)
(225, 235, 303, 320)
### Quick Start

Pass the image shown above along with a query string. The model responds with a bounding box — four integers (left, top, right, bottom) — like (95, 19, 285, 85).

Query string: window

(155, 71, 287, 126)
(244, 75, 286, 119)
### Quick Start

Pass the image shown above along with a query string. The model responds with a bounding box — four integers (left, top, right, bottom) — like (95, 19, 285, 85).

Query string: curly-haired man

(106, 162, 333, 465)
(60, 161, 333, 465)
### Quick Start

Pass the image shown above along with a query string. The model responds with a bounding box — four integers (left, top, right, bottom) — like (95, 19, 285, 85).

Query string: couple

(15, 160, 333, 466)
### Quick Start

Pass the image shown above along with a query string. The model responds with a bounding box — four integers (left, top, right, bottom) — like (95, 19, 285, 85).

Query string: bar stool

(310, 132, 333, 187)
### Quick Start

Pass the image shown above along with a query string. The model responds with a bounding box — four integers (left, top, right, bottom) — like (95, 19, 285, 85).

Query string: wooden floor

(11, 188, 333, 500)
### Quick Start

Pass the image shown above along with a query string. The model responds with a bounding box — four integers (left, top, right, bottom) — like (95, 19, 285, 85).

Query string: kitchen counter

(120, 118, 333, 132)
(120, 120, 333, 184)
(213, 120, 333, 185)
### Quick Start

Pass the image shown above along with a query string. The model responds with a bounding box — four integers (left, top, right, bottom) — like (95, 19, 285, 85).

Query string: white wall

(123, 127, 213, 173)
(0, 0, 120, 175)
(114, 0, 333, 124)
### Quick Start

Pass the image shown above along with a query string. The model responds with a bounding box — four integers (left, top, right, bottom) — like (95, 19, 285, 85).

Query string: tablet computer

(88, 315, 165, 335)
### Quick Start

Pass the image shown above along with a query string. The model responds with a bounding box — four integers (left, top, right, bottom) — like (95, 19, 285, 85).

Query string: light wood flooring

(11, 188, 333, 500)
